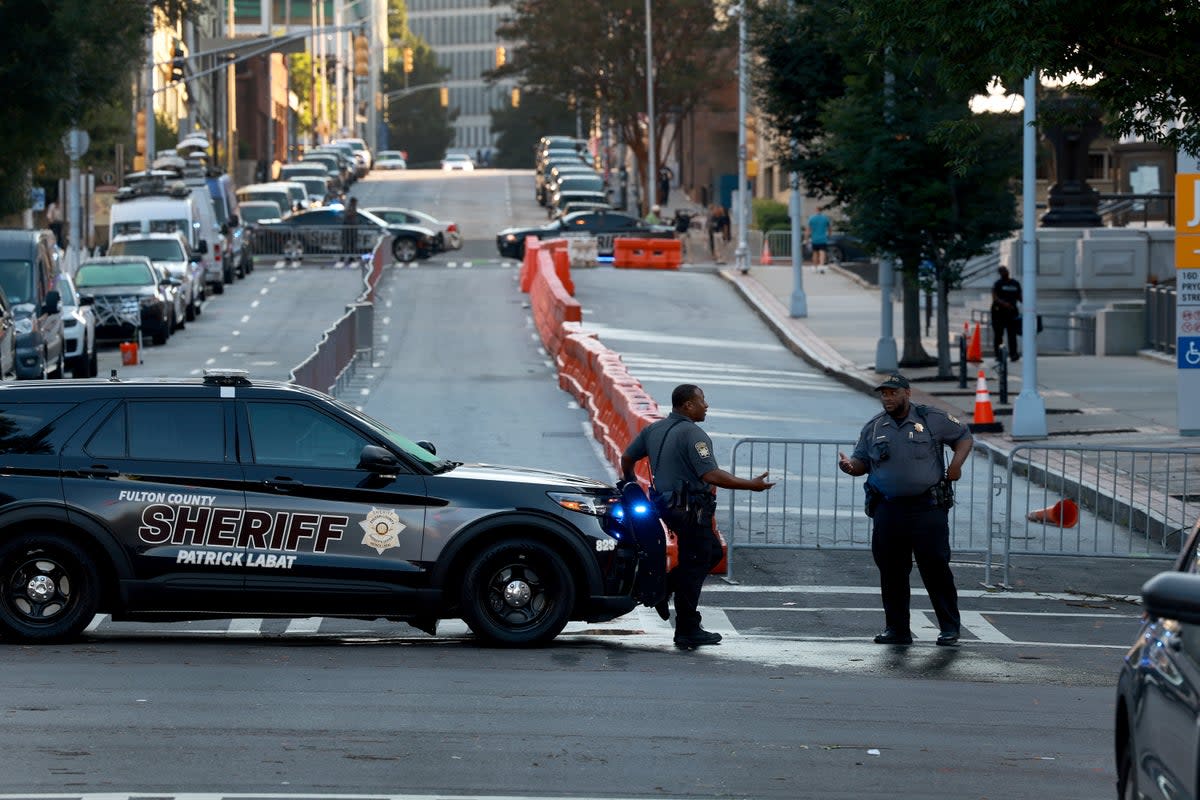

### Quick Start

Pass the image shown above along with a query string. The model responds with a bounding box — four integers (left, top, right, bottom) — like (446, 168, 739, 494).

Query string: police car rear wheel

(461, 539, 574, 646)
(0, 534, 100, 643)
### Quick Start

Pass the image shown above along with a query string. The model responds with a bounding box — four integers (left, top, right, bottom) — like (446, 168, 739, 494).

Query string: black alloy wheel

(460, 538, 574, 646)
(0, 534, 100, 642)
(392, 237, 418, 263)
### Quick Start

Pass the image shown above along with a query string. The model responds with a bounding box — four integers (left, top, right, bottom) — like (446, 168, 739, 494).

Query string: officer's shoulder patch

(695, 441, 711, 459)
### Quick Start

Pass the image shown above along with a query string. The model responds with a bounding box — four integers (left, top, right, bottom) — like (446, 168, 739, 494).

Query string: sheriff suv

(0, 371, 655, 646)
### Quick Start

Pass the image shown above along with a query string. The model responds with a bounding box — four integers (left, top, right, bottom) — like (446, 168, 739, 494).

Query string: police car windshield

(332, 400, 454, 471)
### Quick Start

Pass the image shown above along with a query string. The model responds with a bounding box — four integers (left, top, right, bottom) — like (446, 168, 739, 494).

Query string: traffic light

(439, 86, 449, 107)
(354, 35, 370, 77)
(170, 41, 186, 82)
(495, 46, 506, 68)
(510, 87, 520, 108)
(402, 47, 413, 74)
(135, 109, 147, 158)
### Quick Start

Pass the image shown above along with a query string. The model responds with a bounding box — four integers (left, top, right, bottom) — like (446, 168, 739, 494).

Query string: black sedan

(75, 256, 177, 345)
(497, 210, 675, 260)
(256, 206, 436, 263)
(1116, 515, 1200, 799)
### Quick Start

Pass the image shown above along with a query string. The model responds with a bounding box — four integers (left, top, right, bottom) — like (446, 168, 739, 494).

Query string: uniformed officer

(621, 384, 774, 649)
(837, 374, 973, 646)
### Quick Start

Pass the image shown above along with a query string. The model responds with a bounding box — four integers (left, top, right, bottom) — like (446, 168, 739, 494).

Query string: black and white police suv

(0, 371, 660, 646)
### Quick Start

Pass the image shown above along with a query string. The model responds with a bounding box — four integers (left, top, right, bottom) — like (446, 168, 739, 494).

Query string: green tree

(847, 0, 1200, 156)
(490, 93, 577, 169)
(751, 0, 1020, 374)
(0, 0, 197, 215)
(382, 40, 455, 165)
(493, 0, 734, 210)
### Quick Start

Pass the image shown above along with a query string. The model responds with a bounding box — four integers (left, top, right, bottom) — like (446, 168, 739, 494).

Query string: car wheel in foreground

(0, 534, 100, 643)
(1117, 724, 1137, 800)
(392, 237, 418, 263)
(460, 538, 574, 646)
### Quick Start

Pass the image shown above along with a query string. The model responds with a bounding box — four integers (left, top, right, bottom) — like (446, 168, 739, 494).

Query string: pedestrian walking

(657, 165, 673, 205)
(46, 201, 64, 249)
(621, 384, 774, 649)
(708, 205, 730, 263)
(807, 207, 831, 271)
(990, 266, 1022, 361)
(837, 373, 973, 646)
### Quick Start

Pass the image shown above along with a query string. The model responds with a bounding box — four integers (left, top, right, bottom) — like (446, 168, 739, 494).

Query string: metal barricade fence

(724, 438, 1198, 587)
(250, 225, 386, 261)
(1144, 283, 1176, 355)
(725, 438, 1006, 584)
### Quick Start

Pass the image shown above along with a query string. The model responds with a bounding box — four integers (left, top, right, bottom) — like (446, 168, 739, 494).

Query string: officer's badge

(358, 507, 406, 554)
(949, 414, 961, 424)
(914, 423, 924, 433)
(695, 441, 711, 459)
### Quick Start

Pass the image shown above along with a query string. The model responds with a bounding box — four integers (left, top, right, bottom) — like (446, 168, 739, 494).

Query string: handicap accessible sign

(1181, 337, 1200, 369)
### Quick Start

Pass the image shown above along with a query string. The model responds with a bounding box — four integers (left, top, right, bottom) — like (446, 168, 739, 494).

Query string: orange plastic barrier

(613, 238, 682, 270)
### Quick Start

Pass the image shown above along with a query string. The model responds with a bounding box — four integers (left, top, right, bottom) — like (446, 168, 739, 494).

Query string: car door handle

(81, 464, 119, 478)
(263, 476, 300, 493)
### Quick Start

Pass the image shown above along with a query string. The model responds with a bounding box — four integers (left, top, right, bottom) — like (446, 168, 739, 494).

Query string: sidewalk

(712, 262, 1191, 447)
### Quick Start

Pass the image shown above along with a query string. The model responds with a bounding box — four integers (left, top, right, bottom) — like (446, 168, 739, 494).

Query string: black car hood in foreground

(439, 462, 611, 491)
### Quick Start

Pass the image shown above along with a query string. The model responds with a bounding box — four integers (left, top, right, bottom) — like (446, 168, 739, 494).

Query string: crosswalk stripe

(959, 610, 1016, 643)
(284, 617, 323, 634)
(226, 619, 262, 634)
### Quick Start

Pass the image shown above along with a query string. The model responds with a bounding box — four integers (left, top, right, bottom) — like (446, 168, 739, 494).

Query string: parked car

(440, 153, 475, 172)
(1116, 515, 1200, 800)
(0, 284, 17, 380)
(334, 137, 373, 171)
(374, 150, 407, 170)
(55, 271, 97, 378)
(107, 232, 204, 322)
(365, 207, 461, 252)
(0, 229, 66, 379)
(75, 256, 175, 346)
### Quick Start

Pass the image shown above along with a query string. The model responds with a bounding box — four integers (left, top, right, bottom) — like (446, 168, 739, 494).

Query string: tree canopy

(492, 0, 735, 208)
(0, 0, 198, 215)
(846, 0, 1200, 155)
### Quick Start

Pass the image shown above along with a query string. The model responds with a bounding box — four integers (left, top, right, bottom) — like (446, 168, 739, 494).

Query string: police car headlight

(548, 492, 611, 516)
(504, 233, 517, 242)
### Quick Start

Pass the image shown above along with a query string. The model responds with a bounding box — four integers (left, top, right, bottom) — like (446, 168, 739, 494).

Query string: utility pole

(1012, 72, 1048, 437)
(874, 64, 898, 372)
(734, 2, 749, 273)
(644, 0, 655, 214)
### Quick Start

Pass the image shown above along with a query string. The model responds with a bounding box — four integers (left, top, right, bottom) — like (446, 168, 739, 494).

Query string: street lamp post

(1012, 72, 1048, 437)
(734, 2, 749, 273)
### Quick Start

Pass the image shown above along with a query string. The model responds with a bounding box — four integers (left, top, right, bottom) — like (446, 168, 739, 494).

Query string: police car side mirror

(358, 445, 400, 472)
(417, 440, 437, 455)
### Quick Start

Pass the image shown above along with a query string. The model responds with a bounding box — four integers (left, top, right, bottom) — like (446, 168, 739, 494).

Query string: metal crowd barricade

(250, 224, 385, 263)
(725, 438, 1198, 587)
(724, 438, 1006, 584)
(1000, 445, 1198, 580)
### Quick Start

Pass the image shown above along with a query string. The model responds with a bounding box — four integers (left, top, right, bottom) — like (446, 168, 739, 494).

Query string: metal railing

(1098, 192, 1174, 227)
(249, 224, 387, 261)
(723, 437, 1199, 587)
(1145, 282, 1177, 355)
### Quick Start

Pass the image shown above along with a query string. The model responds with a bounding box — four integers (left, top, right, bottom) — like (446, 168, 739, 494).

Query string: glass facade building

(407, 0, 513, 151)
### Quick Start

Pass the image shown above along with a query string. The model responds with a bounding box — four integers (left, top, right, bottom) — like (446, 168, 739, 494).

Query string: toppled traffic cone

(1028, 499, 1079, 528)
(968, 370, 1003, 432)
(760, 238, 772, 265)
(966, 322, 983, 363)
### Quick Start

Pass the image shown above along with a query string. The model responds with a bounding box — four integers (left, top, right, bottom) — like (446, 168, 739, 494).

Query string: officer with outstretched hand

(621, 384, 774, 649)
(838, 373, 973, 647)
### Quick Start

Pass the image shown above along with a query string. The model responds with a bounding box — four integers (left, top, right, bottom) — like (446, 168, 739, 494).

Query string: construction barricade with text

(613, 238, 682, 270)
(723, 438, 1199, 585)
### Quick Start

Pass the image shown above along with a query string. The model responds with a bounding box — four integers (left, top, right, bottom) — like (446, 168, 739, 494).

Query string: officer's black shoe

(655, 599, 671, 621)
(936, 629, 960, 646)
(873, 628, 913, 645)
(674, 629, 723, 648)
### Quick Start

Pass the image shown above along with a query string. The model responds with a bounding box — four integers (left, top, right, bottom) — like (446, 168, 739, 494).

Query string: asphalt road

(0, 168, 1139, 799)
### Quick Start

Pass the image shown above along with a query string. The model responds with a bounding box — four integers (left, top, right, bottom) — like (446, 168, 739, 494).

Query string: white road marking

(219, 345, 230, 353)
(0, 794, 692, 800)
(84, 614, 109, 632)
(240, 315, 250, 323)
(226, 619, 262, 635)
(284, 617, 323, 634)
(959, 610, 1016, 643)
(584, 325, 786, 352)
(703, 584, 1140, 603)
(249, 300, 260, 308)
(231, 330, 240, 337)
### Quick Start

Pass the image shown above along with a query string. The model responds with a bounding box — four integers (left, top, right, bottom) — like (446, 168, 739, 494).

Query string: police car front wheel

(0, 534, 100, 643)
(460, 538, 574, 647)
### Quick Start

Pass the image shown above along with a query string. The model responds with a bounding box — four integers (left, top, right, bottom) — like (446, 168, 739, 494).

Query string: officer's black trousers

(870, 500, 960, 634)
(669, 520, 722, 636)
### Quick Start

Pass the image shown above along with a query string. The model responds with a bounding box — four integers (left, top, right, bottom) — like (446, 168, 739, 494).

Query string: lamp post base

(1012, 389, 1048, 439)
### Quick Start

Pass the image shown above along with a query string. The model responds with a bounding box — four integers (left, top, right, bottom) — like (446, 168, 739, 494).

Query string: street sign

(1175, 175, 1200, 434)
(29, 187, 45, 212)
(62, 128, 90, 161)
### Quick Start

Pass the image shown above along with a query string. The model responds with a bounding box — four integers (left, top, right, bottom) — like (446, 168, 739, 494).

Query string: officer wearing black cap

(621, 384, 774, 649)
(837, 373, 973, 646)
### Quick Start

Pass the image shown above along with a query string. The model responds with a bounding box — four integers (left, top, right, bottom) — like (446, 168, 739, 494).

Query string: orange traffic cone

(966, 322, 983, 363)
(1027, 499, 1079, 528)
(760, 237, 772, 265)
(968, 370, 1003, 432)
